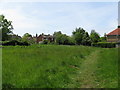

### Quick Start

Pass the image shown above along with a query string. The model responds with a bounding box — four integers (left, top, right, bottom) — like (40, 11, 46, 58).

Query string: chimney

(36, 33, 38, 37)
(118, 26, 120, 28)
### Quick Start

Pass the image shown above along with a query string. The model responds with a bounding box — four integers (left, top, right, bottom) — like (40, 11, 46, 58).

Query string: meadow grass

(95, 48, 118, 88)
(0, 47, 2, 89)
(2, 45, 118, 88)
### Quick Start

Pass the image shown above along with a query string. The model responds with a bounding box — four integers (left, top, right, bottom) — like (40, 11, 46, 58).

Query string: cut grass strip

(74, 48, 118, 88)
(79, 50, 100, 88)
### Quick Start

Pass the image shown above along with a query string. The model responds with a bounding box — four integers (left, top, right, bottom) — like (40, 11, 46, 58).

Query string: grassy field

(2, 45, 118, 88)
(0, 47, 2, 89)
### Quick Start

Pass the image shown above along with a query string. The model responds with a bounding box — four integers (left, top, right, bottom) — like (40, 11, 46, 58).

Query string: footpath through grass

(75, 48, 118, 88)
(2, 45, 118, 88)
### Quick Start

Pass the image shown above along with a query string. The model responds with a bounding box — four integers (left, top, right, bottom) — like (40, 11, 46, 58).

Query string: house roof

(38, 34, 53, 38)
(107, 28, 120, 35)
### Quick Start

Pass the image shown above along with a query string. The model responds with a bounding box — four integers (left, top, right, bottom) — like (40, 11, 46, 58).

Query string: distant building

(106, 26, 120, 43)
(35, 34, 54, 43)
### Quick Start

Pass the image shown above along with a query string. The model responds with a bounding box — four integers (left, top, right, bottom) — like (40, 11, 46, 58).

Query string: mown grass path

(75, 48, 118, 88)
(78, 50, 101, 88)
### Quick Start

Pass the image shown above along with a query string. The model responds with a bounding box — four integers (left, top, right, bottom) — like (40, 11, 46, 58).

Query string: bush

(43, 40, 49, 44)
(18, 41, 30, 46)
(2, 40, 30, 46)
(92, 42, 116, 48)
(2, 40, 18, 46)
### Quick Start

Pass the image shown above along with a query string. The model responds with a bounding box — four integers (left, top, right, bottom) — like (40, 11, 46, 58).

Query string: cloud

(0, 2, 117, 36)
(0, 9, 32, 29)
(0, 7, 49, 36)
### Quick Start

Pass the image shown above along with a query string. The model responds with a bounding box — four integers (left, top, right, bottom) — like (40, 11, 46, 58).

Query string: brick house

(106, 26, 120, 42)
(35, 34, 54, 43)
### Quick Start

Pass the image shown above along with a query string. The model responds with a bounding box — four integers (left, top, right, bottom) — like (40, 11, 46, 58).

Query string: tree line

(0, 15, 107, 46)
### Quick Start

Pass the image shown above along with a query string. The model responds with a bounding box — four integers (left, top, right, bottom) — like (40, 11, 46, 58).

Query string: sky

(118, 1, 120, 26)
(0, 2, 118, 36)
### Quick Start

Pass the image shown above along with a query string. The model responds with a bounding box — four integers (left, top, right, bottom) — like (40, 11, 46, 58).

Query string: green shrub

(2, 40, 30, 46)
(92, 42, 116, 48)
(43, 40, 49, 44)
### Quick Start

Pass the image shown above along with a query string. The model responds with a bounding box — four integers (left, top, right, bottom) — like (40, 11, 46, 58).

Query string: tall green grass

(95, 48, 118, 88)
(0, 48, 2, 89)
(2, 45, 118, 88)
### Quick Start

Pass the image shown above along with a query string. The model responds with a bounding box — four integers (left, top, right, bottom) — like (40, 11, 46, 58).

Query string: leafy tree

(90, 30, 100, 43)
(72, 27, 90, 45)
(22, 33, 35, 44)
(55, 34, 69, 45)
(72, 27, 85, 45)
(60, 34, 69, 45)
(82, 32, 91, 45)
(22, 33, 32, 38)
(53, 31, 62, 44)
(0, 15, 13, 41)
(67, 36, 75, 45)
(53, 31, 70, 45)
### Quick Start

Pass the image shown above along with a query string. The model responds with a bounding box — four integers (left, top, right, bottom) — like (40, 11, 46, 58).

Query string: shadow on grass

(2, 83, 15, 89)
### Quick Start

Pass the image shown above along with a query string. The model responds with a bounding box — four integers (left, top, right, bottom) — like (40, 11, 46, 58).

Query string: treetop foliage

(90, 30, 100, 43)
(0, 15, 13, 41)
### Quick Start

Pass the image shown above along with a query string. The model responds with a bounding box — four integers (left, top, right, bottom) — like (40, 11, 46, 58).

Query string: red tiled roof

(107, 28, 120, 35)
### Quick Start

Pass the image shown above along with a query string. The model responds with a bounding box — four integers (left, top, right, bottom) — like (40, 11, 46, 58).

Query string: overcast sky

(0, 2, 118, 36)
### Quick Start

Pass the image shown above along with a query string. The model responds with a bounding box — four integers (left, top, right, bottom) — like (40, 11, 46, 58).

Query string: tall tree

(53, 31, 62, 44)
(72, 27, 90, 45)
(53, 31, 70, 45)
(90, 30, 100, 43)
(82, 32, 91, 45)
(0, 15, 13, 41)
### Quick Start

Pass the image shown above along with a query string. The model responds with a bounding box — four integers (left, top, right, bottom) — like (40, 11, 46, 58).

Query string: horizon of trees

(0, 15, 107, 46)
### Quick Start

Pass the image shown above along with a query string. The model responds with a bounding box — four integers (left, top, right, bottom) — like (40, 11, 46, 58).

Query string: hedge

(2, 40, 30, 46)
(92, 42, 116, 48)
